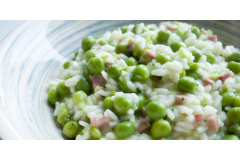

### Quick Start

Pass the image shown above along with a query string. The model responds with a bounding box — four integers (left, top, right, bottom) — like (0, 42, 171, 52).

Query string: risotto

(47, 21, 240, 140)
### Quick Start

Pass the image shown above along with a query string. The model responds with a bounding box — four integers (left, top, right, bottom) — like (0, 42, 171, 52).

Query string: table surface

(0, 20, 23, 42)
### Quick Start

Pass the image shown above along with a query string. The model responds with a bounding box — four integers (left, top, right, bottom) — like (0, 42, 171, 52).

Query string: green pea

(170, 41, 187, 52)
(87, 57, 105, 75)
(157, 29, 171, 43)
(187, 63, 199, 71)
(48, 88, 61, 105)
(56, 81, 70, 96)
(84, 49, 99, 62)
(178, 76, 196, 93)
(151, 119, 171, 139)
(203, 51, 216, 64)
(75, 76, 91, 93)
(133, 64, 150, 83)
(180, 70, 186, 78)
(81, 36, 96, 52)
(114, 95, 134, 113)
(191, 49, 202, 62)
(114, 121, 135, 139)
(221, 135, 239, 140)
(63, 120, 81, 139)
(103, 96, 114, 110)
(57, 106, 72, 126)
(74, 51, 78, 58)
(228, 126, 240, 136)
(98, 39, 109, 46)
(227, 52, 240, 62)
(90, 126, 102, 139)
(221, 91, 235, 107)
(115, 42, 131, 57)
(191, 26, 201, 38)
(73, 91, 87, 103)
(83, 66, 91, 78)
(155, 53, 173, 65)
(227, 61, 240, 74)
(182, 30, 191, 40)
(227, 107, 240, 123)
(233, 96, 240, 107)
(136, 94, 146, 112)
(63, 61, 72, 69)
(186, 71, 199, 80)
(121, 25, 128, 34)
(109, 43, 117, 47)
(146, 101, 166, 120)
(107, 64, 122, 80)
(125, 57, 138, 66)
(132, 25, 148, 34)
(118, 75, 135, 93)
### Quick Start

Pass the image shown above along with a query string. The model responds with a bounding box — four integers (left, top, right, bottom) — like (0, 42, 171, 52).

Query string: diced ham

(208, 35, 217, 43)
(201, 28, 208, 35)
(207, 114, 219, 131)
(91, 44, 101, 50)
(145, 49, 156, 59)
(204, 78, 214, 86)
(91, 115, 111, 128)
(89, 75, 106, 89)
(142, 108, 147, 118)
(175, 95, 188, 105)
(128, 40, 135, 53)
(138, 119, 147, 132)
(159, 138, 166, 140)
(166, 24, 178, 31)
(193, 113, 203, 127)
(105, 62, 114, 68)
(219, 71, 234, 82)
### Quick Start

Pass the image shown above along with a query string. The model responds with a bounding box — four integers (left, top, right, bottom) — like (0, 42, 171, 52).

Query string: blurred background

(0, 20, 22, 41)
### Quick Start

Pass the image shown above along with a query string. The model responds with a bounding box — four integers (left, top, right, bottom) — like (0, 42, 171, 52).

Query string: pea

(56, 81, 70, 96)
(186, 71, 199, 80)
(191, 49, 202, 62)
(63, 61, 72, 69)
(48, 88, 61, 105)
(155, 53, 173, 65)
(57, 106, 69, 126)
(187, 63, 199, 71)
(133, 64, 150, 83)
(115, 42, 131, 57)
(74, 51, 78, 58)
(103, 96, 114, 110)
(63, 120, 81, 139)
(151, 119, 171, 139)
(157, 29, 171, 43)
(75, 76, 91, 93)
(114, 95, 134, 113)
(221, 91, 235, 107)
(191, 26, 201, 38)
(182, 30, 191, 40)
(114, 121, 135, 139)
(87, 57, 105, 75)
(81, 36, 96, 52)
(203, 51, 216, 64)
(228, 126, 240, 136)
(125, 57, 138, 66)
(84, 49, 99, 62)
(180, 70, 186, 78)
(178, 76, 196, 93)
(136, 94, 146, 112)
(107, 64, 122, 80)
(227, 61, 240, 74)
(221, 135, 239, 140)
(90, 126, 102, 139)
(133, 43, 142, 57)
(120, 25, 128, 34)
(227, 52, 240, 62)
(118, 75, 135, 93)
(73, 91, 87, 103)
(132, 25, 149, 34)
(146, 101, 167, 120)
(170, 41, 187, 52)
(98, 39, 109, 46)
(83, 66, 91, 78)
(233, 96, 240, 107)
(109, 43, 117, 47)
(227, 107, 240, 123)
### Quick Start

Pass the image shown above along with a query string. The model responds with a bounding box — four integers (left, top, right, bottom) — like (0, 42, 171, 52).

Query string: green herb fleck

(171, 109, 174, 112)
(181, 97, 185, 100)
(196, 84, 199, 86)
(152, 63, 155, 66)
(203, 120, 206, 122)
(136, 87, 141, 93)
(203, 104, 207, 107)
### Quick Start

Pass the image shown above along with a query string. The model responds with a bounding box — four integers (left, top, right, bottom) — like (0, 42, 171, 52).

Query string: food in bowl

(47, 21, 240, 140)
